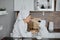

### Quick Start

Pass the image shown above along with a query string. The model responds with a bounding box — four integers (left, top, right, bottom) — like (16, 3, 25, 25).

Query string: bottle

(49, 22, 54, 32)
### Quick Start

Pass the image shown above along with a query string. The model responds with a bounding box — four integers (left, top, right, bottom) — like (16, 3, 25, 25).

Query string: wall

(0, 0, 15, 39)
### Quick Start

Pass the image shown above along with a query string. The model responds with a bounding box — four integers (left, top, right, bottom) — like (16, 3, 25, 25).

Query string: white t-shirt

(12, 19, 32, 37)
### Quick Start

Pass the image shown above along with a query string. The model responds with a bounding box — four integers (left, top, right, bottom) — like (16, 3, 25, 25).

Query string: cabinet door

(34, 0, 54, 11)
(14, 0, 34, 11)
(56, 0, 60, 11)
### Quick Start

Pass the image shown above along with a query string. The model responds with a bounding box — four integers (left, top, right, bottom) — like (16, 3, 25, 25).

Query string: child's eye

(38, 20, 41, 22)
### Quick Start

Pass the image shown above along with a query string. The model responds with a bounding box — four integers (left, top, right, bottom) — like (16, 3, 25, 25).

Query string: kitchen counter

(1, 37, 60, 40)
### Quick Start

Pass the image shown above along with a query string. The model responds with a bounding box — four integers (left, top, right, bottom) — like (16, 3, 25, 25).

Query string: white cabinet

(56, 0, 60, 11)
(14, 0, 34, 11)
(14, 0, 55, 11)
(34, 0, 54, 11)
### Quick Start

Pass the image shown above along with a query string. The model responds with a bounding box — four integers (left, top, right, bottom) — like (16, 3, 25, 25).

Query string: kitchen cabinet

(34, 0, 54, 11)
(56, 0, 60, 11)
(14, 0, 55, 11)
(14, 0, 34, 11)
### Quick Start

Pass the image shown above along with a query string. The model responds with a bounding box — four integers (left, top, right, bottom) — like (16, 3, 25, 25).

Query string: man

(12, 10, 36, 40)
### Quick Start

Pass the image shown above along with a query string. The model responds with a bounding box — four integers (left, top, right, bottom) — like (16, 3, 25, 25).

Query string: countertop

(1, 37, 60, 40)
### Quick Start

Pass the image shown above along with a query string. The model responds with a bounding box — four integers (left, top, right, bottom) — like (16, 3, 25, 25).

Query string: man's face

(25, 15, 32, 23)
